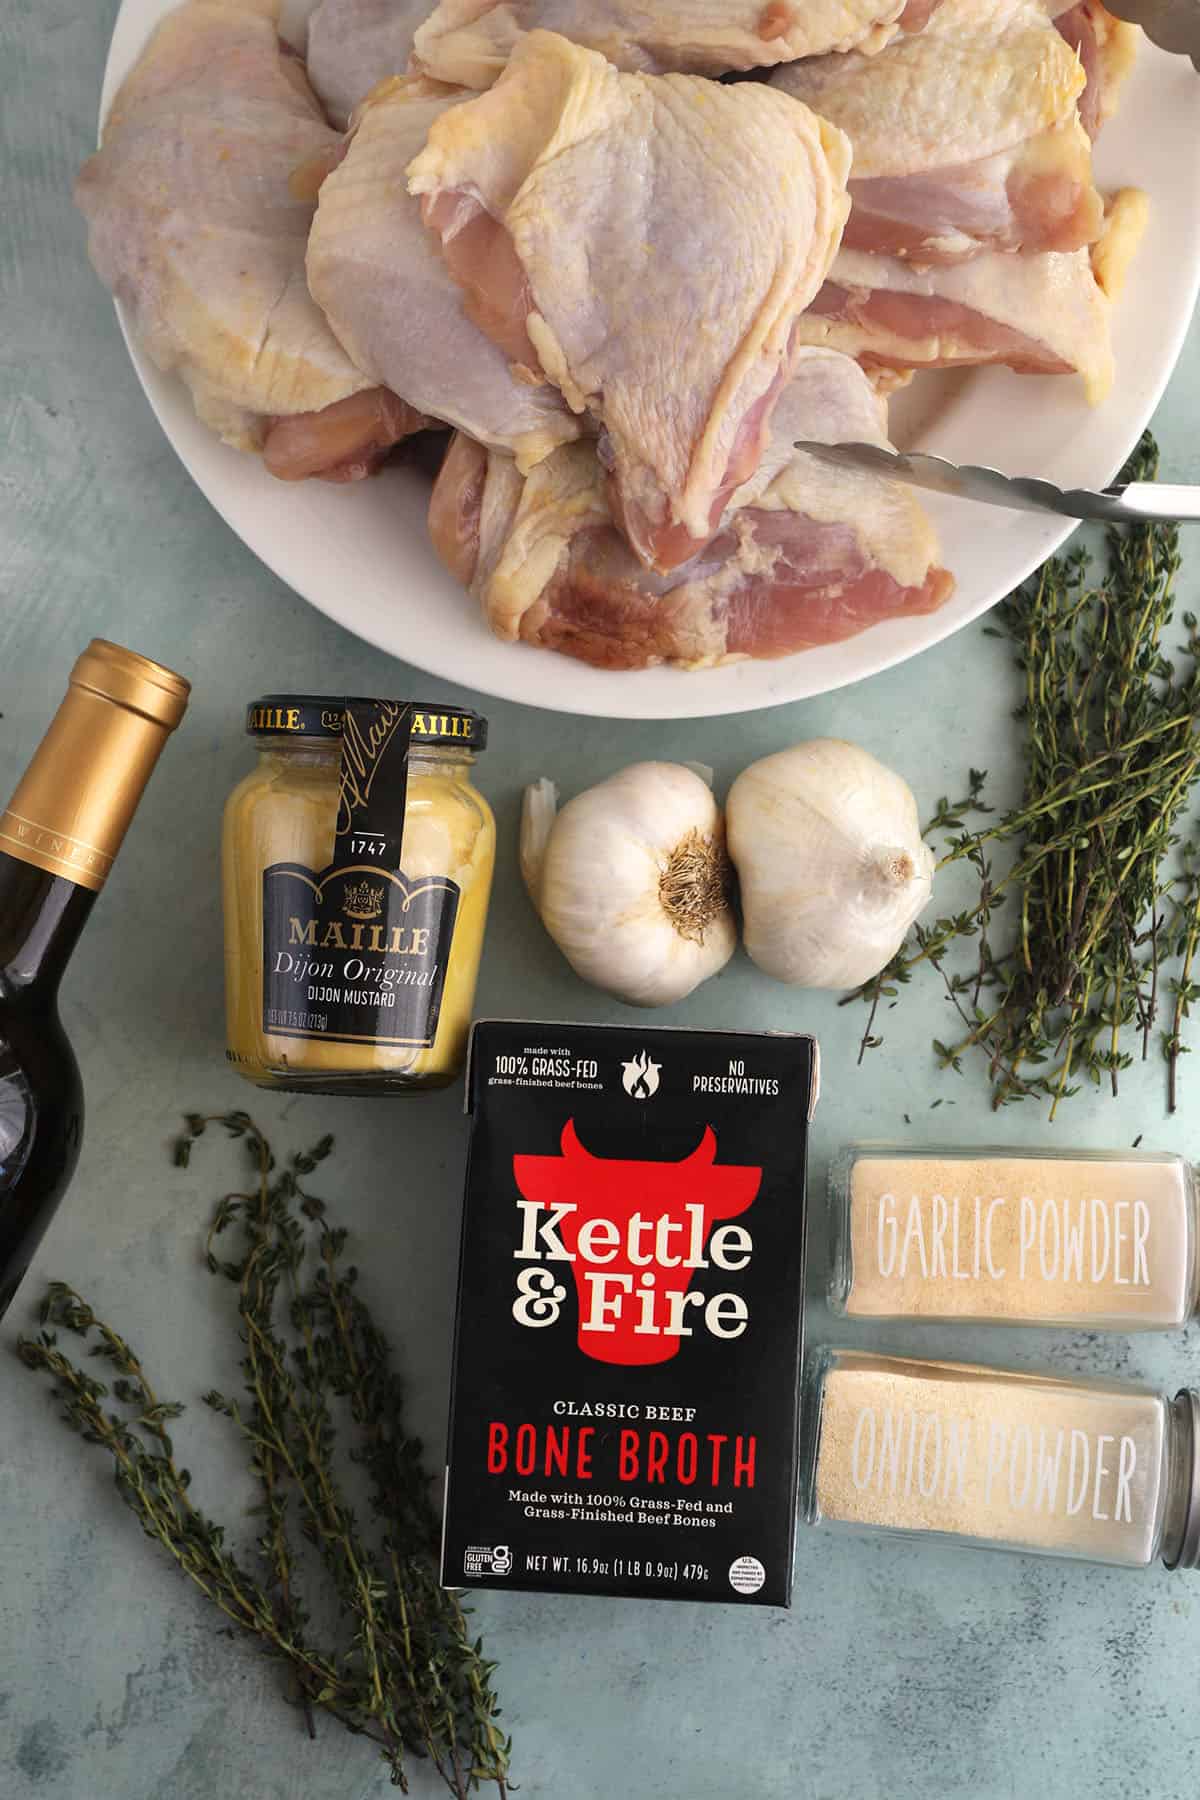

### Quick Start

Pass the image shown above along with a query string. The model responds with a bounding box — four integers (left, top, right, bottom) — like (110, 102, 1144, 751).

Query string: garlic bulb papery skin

(520, 763, 737, 1007)
(726, 739, 935, 990)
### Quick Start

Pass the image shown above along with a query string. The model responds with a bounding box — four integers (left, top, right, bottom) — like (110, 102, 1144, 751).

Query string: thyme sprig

(15, 1112, 511, 1797)
(849, 433, 1200, 1118)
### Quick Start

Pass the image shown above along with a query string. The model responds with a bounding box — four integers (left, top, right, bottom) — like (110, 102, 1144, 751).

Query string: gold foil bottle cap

(0, 638, 190, 892)
(70, 639, 191, 730)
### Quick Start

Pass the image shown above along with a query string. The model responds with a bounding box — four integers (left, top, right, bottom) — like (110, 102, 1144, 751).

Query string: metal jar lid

(1165, 1389, 1200, 1571)
(245, 695, 487, 751)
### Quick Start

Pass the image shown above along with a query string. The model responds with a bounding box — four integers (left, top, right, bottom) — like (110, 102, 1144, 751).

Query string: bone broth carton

(441, 1021, 819, 1606)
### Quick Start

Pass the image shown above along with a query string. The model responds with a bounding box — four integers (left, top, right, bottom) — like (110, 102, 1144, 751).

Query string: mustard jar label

(260, 701, 460, 1050)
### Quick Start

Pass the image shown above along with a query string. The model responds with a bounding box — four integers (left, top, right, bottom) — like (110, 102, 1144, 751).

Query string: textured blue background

(3, 4, 1200, 1793)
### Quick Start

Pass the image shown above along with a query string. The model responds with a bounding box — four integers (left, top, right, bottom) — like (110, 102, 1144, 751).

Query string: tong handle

(1110, 483, 1200, 522)
(1104, 0, 1200, 70)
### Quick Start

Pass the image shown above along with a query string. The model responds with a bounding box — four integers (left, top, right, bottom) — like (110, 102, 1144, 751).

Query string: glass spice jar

(828, 1145, 1199, 1330)
(222, 695, 494, 1093)
(803, 1350, 1200, 1572)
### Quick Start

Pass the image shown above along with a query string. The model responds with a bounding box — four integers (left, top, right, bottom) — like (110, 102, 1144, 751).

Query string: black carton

(441, 1020, 819, 1606)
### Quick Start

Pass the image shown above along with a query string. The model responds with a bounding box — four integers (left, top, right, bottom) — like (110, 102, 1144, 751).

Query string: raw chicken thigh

(76, 0, 429, 479)
(308, 76, 577, 465)
(1053, 1, 1140, 136)
(772, 0, 1103, 262)
(411, 0, 918, 89)
(409, 30, 852, 572)
(428, 349, 952, 669)
(75, 0, 1151, 682)
(306, 0, 428, 126)
(798, 244, 1115, 401)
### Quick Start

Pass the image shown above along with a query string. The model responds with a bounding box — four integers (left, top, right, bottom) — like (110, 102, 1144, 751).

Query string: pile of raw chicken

(76, 0, 1145, 670)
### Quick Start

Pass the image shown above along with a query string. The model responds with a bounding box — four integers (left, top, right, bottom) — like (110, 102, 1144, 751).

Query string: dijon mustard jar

(222, 696, 494, 1093)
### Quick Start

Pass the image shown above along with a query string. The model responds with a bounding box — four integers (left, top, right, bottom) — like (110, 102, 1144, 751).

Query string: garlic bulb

(520, 763, 737, 1007)
(726, 739, 934, 989)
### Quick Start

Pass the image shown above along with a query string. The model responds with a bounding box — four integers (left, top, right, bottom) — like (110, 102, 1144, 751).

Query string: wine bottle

(0, 640, 190, 1318)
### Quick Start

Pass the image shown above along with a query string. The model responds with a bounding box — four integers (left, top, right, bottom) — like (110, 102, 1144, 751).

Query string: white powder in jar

(841, 1151, 1195, 1327)
(814, 1353, 1170, 1566)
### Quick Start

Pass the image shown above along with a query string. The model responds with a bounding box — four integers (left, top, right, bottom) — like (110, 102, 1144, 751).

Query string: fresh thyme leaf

(848, 432, 1200, 1119)
(15, 1115, 511, 1798)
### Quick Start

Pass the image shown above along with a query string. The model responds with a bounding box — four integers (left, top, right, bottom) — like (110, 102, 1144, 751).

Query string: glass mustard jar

(222, 695, 494, 1093)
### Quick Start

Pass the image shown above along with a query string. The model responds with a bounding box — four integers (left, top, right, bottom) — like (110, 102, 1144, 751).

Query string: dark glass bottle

(0, 641, 189, 1318)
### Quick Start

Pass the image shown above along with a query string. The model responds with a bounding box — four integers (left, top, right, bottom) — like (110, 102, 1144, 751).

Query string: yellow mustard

(222, 696, 494, 1092)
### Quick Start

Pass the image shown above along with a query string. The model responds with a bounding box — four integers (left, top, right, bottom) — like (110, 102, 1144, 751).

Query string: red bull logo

(511, 1120, 762, 1366)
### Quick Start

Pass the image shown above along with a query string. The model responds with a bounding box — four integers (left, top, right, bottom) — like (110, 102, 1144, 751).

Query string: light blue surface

(4, 5, 1200, 1794)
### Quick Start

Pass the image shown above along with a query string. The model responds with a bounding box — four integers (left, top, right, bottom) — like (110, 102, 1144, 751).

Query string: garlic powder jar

(828, 1146, 1199, 1330)
(222, 696, 494, 1092)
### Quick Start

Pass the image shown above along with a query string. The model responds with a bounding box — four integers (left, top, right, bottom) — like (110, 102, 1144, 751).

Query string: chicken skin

(1053, 1, 1140, 137)
(797, 243, 1115, 402)
(773, 0, 1106, 262)
(308, 75, 577, 465)
(429, 348, 952, 669)
(306, 0, 429, 126)
(409, 30, 851, 572)
(75, 0, 428, 478)
(410, 0, 925, 88)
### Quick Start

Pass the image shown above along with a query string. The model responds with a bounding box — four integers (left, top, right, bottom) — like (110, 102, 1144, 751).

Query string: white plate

(100, 7, 1200, 719)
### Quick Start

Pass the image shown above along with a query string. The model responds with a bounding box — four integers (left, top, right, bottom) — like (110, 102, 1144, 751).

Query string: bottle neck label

(0, 806, 113, 891)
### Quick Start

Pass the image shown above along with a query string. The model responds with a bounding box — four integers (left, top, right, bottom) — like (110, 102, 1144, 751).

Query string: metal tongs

(1104, 0, 1200, 69)
(794, 442, 1200, 525)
